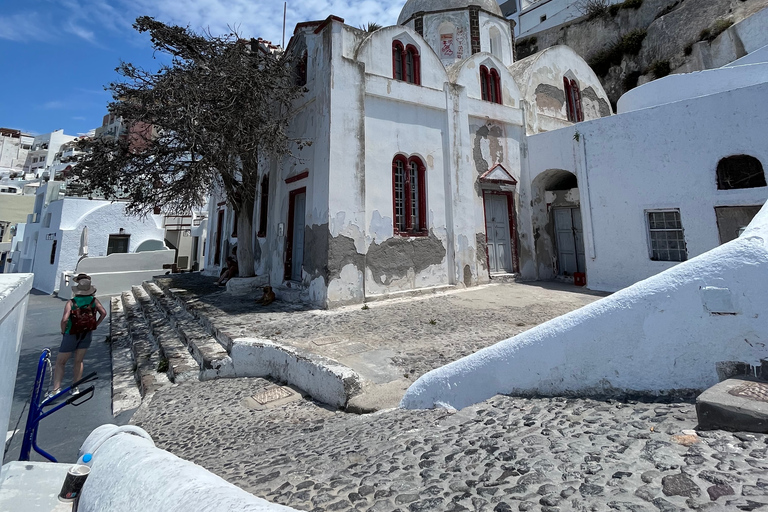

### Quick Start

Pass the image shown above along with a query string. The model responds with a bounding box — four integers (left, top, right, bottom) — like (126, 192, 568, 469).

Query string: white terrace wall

(0, 273, 32, 456)
(30, 199, 165, 294)
(401, 200, 768, 411)
(77, 426, 300, 512)
(522, 79, 768, 292)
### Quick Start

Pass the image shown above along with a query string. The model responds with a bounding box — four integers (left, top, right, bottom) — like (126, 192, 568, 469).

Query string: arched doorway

(530, 169, 585, 280)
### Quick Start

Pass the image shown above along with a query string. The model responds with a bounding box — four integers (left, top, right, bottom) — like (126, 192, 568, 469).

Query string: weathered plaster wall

(525, 79, 768, 292)
(509, 45, 612, 134)
(401, 201, 768, 410)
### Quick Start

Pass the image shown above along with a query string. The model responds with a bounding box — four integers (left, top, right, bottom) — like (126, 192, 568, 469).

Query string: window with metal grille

(392, 155, 427, 235)
(564, 77, 583, 122)
(716, 155, 766, 190)
(647, 210, 687, 262)
(392, 41, 421, 85)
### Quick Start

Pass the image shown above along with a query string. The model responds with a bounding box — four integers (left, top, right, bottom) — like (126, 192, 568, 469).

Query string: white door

(484, 194, 513, 274)
(290, 192, 306, 281)
(554, 207, 585, 275)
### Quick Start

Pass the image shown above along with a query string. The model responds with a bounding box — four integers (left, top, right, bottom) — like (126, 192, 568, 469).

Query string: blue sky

(0, 0, 407, 136)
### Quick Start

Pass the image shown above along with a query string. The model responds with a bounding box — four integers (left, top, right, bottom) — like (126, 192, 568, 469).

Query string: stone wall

(516, 0, 768, 107)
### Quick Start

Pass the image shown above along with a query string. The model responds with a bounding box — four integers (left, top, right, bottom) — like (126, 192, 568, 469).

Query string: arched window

(392, 41, 421, 85)
(489, 26, 502, 59)
(564, 77, 583, 122)
(480, 66, 502, 104)
(716, 155, 767, 190)
(257, 175, 269, 238)
(392, 155, 427, 235)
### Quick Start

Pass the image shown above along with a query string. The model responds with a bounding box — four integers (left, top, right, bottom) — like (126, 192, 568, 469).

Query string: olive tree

(75, 17, 305, 276)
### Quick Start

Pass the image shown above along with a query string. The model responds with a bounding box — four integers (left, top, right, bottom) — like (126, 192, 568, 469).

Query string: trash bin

(574, 272, 586, 287)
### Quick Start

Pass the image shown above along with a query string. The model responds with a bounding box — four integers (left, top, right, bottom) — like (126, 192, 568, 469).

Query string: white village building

(204, 0, 766, 309)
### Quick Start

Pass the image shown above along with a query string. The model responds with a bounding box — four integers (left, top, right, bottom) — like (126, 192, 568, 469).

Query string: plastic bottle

(76, 452, 93, 467)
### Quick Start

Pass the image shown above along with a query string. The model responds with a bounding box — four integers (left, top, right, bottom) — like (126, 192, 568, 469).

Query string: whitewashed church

(205, 0, 768, 307)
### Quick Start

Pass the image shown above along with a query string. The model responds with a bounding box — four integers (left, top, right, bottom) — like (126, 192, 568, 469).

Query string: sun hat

(73, 273, 90, 282)
(72, 277, 97, 296)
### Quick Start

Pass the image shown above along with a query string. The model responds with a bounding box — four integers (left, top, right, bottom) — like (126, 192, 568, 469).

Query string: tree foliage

(75, 17, 306, 276)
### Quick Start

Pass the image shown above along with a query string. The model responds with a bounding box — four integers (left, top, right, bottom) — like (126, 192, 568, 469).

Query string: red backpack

(70, 297, 98, 335)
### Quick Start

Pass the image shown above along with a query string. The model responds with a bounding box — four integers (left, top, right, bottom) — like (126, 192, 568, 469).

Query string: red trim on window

(405, 45, 421, 85)
(284, 187, 307, 280)
(491, 69, 502, 104)
(571, 79, 583, 122)
(392, 41, 404, 80)
(480, 66, 489, 101)
(285, 170, 309, 184)
(392, 154, 427, 236)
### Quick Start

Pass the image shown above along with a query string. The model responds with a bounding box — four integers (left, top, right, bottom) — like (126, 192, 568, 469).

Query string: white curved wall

(402, 201, 768, 410)
(617, 62, 768, 113)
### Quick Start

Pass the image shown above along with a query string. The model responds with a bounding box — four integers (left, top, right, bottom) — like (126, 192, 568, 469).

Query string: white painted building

(520, 58, 768, 292)
(7, 182, 170, 294)
(22, 129, 78, 179)
(204, 0, 611, 308)
(0, 128, 33, 176)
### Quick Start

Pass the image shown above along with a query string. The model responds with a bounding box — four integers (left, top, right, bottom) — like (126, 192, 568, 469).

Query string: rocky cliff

(516, 0, 768, 109)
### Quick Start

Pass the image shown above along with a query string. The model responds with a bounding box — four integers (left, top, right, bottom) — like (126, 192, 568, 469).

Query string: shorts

(59, 332, 93, 353)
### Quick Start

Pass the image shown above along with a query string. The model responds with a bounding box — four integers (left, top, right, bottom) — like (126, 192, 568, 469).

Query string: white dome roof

(398, 0, 504, 25)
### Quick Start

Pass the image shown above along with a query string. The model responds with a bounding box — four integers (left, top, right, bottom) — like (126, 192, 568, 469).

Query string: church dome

(398, 0, 504, 25)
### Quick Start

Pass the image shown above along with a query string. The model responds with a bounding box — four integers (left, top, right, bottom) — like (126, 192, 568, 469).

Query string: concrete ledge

(225, 276, 269, 296)
(77, 429, 300, 512)
(230, 338, 363, 409)
(0, 461, 73, 512)
(696, 377, 768, 432)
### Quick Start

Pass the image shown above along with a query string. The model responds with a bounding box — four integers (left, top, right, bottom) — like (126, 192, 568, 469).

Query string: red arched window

(392, 155, 427, 235)
(392, 41, 421, 85)
(564, 77, 583, 122)
(393, 41, 404, 81)
(481, 66, 502, 104)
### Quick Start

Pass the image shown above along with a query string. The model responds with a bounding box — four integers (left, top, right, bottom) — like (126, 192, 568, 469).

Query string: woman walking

(50, 274, 106, 397)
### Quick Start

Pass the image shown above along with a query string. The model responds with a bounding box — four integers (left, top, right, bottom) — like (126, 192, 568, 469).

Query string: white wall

(525, 80, 768, 292)
(0, 274, 32, 452)
(401, 201, 768, 410)
(618, 62, 768, 113)
(23, 191, 166, 294)
(77, 427, 300, 512)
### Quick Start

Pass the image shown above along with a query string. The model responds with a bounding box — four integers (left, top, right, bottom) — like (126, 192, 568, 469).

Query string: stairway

(109, 279, 362, 414)
(109, 281, 235, 413)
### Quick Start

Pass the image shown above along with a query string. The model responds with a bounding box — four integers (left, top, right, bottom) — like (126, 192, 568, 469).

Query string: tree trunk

(236, 196, 256, 277)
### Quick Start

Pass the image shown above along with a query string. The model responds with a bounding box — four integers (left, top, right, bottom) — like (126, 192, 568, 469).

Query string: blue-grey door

(290, 192, 306, 281)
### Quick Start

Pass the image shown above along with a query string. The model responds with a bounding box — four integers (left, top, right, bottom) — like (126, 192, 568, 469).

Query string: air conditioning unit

(177, 255, 190, 270)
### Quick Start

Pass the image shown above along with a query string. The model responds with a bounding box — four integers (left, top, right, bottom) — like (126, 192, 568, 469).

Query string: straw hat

(72, 276, 97, 296)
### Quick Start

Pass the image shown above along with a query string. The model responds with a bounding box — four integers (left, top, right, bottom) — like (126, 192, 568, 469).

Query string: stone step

(120, 291, 170, 397)
(131, 285, 200, 384)
(142, 281, 234, 379)
(696, 377, 768, 433)
(109, 297, 142, 416)
(152, 278, 364, 409)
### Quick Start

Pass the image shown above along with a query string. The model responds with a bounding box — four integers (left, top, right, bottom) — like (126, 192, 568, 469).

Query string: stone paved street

(155, 275, 605, 384)
(132, 377, 768, 512)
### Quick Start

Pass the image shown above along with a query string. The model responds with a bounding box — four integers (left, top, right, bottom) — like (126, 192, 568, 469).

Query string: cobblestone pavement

(156, 274, 605, 380)
(133, 378, 768, 512)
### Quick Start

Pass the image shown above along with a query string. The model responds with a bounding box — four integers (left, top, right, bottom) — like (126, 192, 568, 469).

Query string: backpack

(70, 297, 97, 335)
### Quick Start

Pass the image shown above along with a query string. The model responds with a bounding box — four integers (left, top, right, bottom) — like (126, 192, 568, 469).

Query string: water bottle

(76, 452, 93, 467)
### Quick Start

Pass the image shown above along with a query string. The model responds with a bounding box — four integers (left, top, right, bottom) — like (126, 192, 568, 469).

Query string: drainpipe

(574, 133, 597, 260)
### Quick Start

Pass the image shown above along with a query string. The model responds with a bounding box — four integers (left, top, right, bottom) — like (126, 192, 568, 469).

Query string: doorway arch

(530, 169, 585, 280)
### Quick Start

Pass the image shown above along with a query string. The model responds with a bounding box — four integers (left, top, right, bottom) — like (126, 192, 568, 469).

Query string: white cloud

(2, 0, 410, 48)
(0, 12, 52, 42)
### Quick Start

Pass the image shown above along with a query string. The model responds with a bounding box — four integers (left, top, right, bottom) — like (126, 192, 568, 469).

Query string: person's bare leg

(52, 352, 72, 392)
(73, 348, 88, 384)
